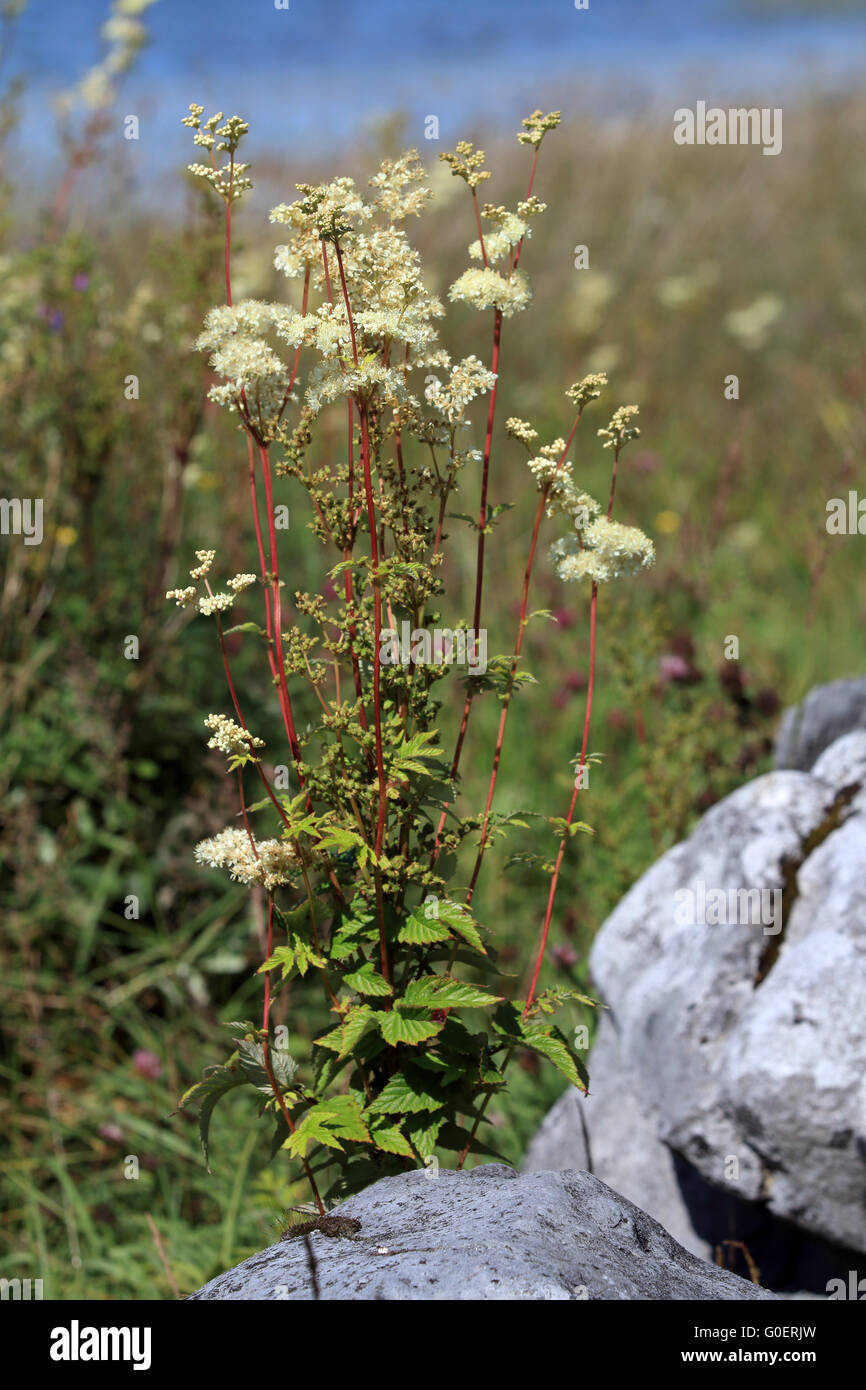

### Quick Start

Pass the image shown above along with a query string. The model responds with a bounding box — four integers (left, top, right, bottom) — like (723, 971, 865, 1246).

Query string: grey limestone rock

(529, 733, 866, 1262)
(775, 675, 866, 771)
(189, 1165, 775, 1301)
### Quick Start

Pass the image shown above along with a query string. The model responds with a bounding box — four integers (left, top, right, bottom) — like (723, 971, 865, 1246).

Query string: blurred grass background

(1, 1, 865, 1299)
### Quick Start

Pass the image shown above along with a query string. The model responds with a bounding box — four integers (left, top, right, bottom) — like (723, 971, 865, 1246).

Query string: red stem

(247, 434, 278, 678)
(432, 142, 544, 859)
(471, 190, 488, 268)
(464, 411, 584, 899)
(224, 153, 234, 306)
(430, 308, 502, 860)
(523, 582, 598, 1018)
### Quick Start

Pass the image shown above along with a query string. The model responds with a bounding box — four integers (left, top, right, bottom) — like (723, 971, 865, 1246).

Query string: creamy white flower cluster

(527, 445, 570, 488)
(598, 404, 641, 450)
(506, 417, 538, 445)
(368, 150, 432, 222)
(566, 373, 609, 409)
(268, 172, 445, 416)
(197, 592, 233, 615)
(190, 549, 215, 579)
(517, 109, 562, 148)
(439, 141, 490, 190)
(204, 714, 264, 759)
(196, 301, 304, 429)
(194, 827, 298, 891)
(271, 177, 372, 242)
(424, 355, 497, 424)
(448, 267, 531, 318)
(546, 482, 600, 528)
(167, 549, 214, 606)
(306, 359, 409, 415)
(166, 585, 196, 608)
(552, 517, 655, 585)
(184, 107, 252, 203)
(166, 551, 258, 616)
(469, 208, 528, 266)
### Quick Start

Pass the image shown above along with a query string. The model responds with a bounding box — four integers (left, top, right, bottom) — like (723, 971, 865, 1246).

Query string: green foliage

(167, 108, 620, 1206)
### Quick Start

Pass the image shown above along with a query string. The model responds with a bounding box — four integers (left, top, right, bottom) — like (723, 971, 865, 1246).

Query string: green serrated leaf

(221, 1020, 257, 1037)
(397, 910, 452, 945)
(436, 900, 487, 955)
(405, 1113, 445, 1160)
(314, 1094, 371, 1144)
(177, 1065, 246, 1172)
(282, 1108, 345, 1159)
(366, 1071, 445, 1115)
(492, 1003, 589, 1092)
(329, 907, 379, 961)
(376, 1008, 443, 1046)
(343, 962, 393, 997)
(367, 1120, 415, 1158)
(401, 976, 502, 1010)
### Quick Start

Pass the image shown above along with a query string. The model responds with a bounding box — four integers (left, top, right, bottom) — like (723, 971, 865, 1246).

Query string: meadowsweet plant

(170, 105, 654, 1209)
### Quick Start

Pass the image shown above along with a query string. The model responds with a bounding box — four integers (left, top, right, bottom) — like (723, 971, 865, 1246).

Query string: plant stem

(464, 412, 584, 900)
(431, 306, 502, 860)
(523, 582, 598, 1018)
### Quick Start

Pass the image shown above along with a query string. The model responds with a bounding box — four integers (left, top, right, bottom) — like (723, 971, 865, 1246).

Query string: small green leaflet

(316, 825, 377, 869)
(313, 1005, 376, 1060)
(315, 1094, 371, 1142)
(391, 730, 444, 778)
(221, 1020, 258, 1037)
(366, 1119, 415, 1158)
(329, 907, 379, 961)
(258, 936, 326, 980)
(531, 985, 600, 1015)
(519, 1025, 589, 1091)
(282, 1096, 370, 1158)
